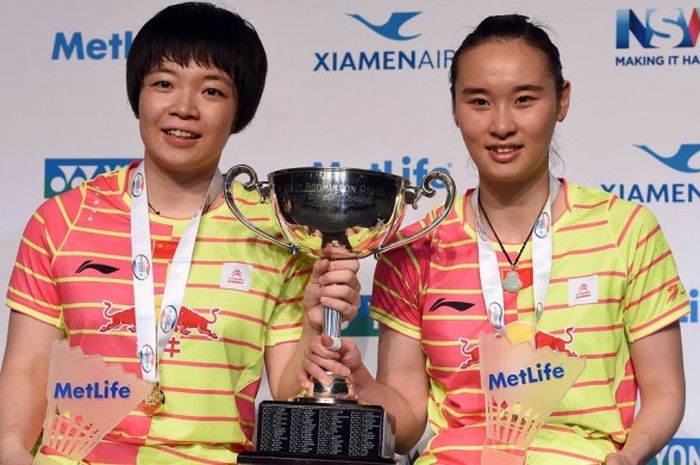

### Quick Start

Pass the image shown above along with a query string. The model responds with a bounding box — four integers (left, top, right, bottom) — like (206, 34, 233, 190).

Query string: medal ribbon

(130, 161, 223, 382)
(471, 175, 560, 332)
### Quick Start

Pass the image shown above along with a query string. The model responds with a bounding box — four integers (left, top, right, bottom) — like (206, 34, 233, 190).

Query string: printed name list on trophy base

(225, 165, 455, 464)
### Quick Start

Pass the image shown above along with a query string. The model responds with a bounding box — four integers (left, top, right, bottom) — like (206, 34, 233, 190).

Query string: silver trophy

(227, 166, 455, 463)
(224, 165, 455, 400)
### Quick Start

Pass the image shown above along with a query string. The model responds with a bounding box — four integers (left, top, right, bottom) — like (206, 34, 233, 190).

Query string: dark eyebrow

(149, 65, 175, 75)
(202, 74, 234, 87)
(460, 87, 488, 96)
(460, 84, 545, 96)
(148, 65, 233, 87)
(513, 84, 545, 93)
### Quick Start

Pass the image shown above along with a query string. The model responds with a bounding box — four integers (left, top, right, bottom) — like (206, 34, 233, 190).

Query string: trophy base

(245, 399, 395, 462)
(237, 453, 396, 464)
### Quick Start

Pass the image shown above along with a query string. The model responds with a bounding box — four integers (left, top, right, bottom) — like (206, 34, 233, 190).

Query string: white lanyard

(130, 162, 223, 382)
(471, 176, 560, 332)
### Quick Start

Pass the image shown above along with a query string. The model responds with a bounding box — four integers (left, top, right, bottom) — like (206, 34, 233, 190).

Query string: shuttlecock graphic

(32, 340, 151, 464)
(478, 330, 585, 465)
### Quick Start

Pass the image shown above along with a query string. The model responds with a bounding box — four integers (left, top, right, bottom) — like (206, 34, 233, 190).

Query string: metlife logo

(601, 145, 699, 203)
(615, 7, 700, 67)
(313, 12, 454, 72)
(680, 288, 699, 324)
(312, 155, 452, 190)
(51, 32, 133, 60)
(45, 158, 136, 198)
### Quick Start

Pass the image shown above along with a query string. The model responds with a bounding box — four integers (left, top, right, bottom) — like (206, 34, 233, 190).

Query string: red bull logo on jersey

(99, 301, 136, 333)
(177, 307, 220, 339)
(458, 327, 577, 370)
(535, 327, 577, 357)
(99, 301, 220, 340)
(459, 338, 480, 369)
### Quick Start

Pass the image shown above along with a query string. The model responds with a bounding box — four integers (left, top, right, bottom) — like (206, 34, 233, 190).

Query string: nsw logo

(616, 8, 700, 49)
(45, 158, 136, 198)
(614, 8, 700, 67)
(347, 12, 421, 41)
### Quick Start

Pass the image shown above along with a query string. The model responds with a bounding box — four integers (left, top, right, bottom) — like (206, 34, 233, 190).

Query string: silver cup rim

(268, 166, 409, 184)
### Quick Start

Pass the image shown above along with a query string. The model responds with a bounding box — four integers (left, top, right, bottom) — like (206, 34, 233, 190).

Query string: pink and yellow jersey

(370, 180, 689, 465)
(6, 162, 314, 465)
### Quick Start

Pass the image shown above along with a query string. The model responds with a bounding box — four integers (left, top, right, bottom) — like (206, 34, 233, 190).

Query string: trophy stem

(323, 305, 341, 351)
(308, 305, 355, 401)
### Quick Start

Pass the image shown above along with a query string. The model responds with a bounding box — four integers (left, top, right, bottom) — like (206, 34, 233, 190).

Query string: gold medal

(138, 383, 165, 415)
(505, 321, 535, 345)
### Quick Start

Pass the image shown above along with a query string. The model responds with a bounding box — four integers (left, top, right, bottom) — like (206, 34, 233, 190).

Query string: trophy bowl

(224, 165, 455, 261)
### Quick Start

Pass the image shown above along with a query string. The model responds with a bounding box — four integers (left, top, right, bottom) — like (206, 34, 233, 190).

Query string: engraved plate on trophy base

(237, 400, 395, 464)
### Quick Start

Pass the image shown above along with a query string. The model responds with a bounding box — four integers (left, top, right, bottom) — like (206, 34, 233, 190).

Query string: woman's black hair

(449, 14, 564, 103)
(126, 2, 267, 133)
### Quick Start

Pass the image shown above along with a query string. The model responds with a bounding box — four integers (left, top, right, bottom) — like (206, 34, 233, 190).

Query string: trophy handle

(224, 164, 298, 255)
(375, 170, 456, 258)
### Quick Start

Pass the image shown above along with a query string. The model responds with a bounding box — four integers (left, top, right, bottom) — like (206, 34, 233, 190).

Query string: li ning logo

(488, 362, 565, 390)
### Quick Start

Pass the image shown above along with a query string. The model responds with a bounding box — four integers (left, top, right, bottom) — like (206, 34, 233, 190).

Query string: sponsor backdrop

(0, 1, 697, 463)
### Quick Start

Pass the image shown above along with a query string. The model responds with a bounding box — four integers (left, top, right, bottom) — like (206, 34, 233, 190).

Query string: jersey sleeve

(5, 191, 83, 329)
(369, 219, 432, 341)
(612, 200, 689, 341)
(265, 250, 314, 347)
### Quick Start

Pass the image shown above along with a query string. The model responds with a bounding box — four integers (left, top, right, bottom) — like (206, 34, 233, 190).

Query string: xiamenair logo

(52, 32, 133, 60)
(649, 438, 700, 464)
(615, 8, 700, 67)
(635, 144, 700, 173)
(347, 12, 421, 41)
(313, 156, 452, 189)
(314, 11, 453, 72)
(45, 158, 136, 198)
(600, 145, 699, 203)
